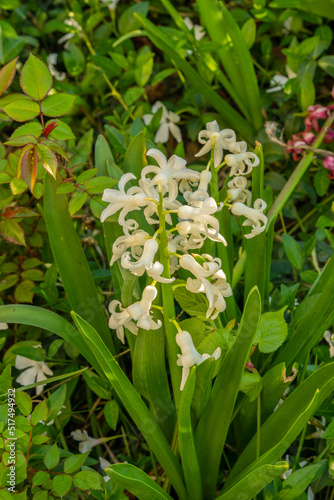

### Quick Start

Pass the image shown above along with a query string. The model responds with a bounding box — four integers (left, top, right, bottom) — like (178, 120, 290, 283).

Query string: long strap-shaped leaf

(105, 463, 173, 500)
(43, 174, 115, 354)
(71, 311, 187, 500)
(195, 287, 261, 500)
(135, 14, 254, 139)
(0, 305, 106, 381)
(225, 361, 334, 489)
(178, 368, 203, 500)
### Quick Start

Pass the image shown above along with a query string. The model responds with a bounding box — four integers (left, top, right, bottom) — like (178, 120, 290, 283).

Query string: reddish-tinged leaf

(0, 219, 26, 246)
(43, 120, 59, 138)
(0, 57, 19, 97)
(19, 145, 38, 190)
(2, 206, 38, 219)
(36, 144, 57, 178)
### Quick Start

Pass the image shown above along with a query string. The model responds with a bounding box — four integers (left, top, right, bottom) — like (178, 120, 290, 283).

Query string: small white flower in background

(195, 121, 236, 168)
(101, 0, 119, 12)
(231, 199, 267, 238)
(99, 457, 112, 482)
(176, 330, 221, 390)
(225, 151, 260, 177)
(281, 455, 308, 480)
(227, 176, 252, 205)
(266, 74, 289, 93)
(142, 148, 199, 201)
(143, 101, 182, 144)
(46, 53, 66, 82)
(324, 331, 334, 358)
(58, 16, 82, 47)
(71, 429, 105, 453)
(109, 230, 149, 266)
(183, 17, 206, 41)
(109, 285, 162, 344)
(15, 355, 53, 395)
(0, 323, 8, 330)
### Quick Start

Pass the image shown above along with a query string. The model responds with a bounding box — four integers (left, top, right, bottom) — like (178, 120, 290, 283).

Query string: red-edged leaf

(35, 144, 57, 178)
(20, 54, 52, 101)
(5, 135, 38, 146)
(18, 145, 38, 190)
(43, 120, 59, 138)
(2, 206, 38, 219)
(0, 57, 19, 97)
(0, 219, 26, 246)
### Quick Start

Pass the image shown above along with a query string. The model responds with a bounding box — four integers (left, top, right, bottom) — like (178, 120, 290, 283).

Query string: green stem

(158, 190, 182, 408)
(256, 393, 261, 460)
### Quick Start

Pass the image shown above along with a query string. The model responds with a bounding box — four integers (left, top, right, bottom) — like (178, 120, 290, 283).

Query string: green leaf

(73, 470, 102, 491)
(0, 274, 19, 291)
(20, 53, 52, 101)
(282, 233, 303, 270)
(0, 365, 11, 403)
(135, 46, 154, 86)
(3, 98, 40, 121)
(31, 400, 48, 425)
(118, 2, 149, 34)
(85, 176, 118, 194)
(41, 93, 76, 117)
(76, 168, 99, 184)
(5, 134, 38, 146)
(64, 452, 89, 474)
(254, 308, 288, 353)
(298, 73, 315, 111)
(240, 371, 262, 402)
(218, 462, 289, 499)
(63, 44, 86, 76)
(298, 36, 320, 57)
(318, 55, 334, 77)
(36, 144, 57, 177)
(14, 279, 35, 303)
(44, 443, 60, 470)
(0, 57, 18, 96)
(314, 169, 330, 196)
(279, 463, 324, 499)
(56, 182, 76, 194)
(47, 119, 75, 140)
(0, 219, 25, 245)
(32, 471, 50, 486)
(19, 145, 38, 191)
(94, 135, 115, 176)
(82, 371, 111, 399)
(323, 419, 334, 439)
(105, 463, 172, 499)
(241, 18, 256, 49)
(16, 391, 32, 416)
(10, 122, 43, 139)
(47, 385, 66, 423)
(174, 284, 209, 319)
(52, 475, 73, 497)
(68, 190, 88, 216)
(104, 400, 119, 430)
(124, 86, 145, 106)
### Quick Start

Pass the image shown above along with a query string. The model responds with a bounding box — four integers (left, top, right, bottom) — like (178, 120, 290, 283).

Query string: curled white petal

(231, 199, 267, 239)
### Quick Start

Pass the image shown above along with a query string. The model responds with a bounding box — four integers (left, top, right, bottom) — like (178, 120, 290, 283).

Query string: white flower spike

(15, 355, 53, 395)
(225, 151, 260, 177)
(231, 199, 267, 239)
(71, 429, 105, 454)
(195, 121, 236, 168)
(176, 330, 221, 390)
(143, 101, 182, 144)
(227, 176, 252, 205)
(109, 230, 149, 266)
(184, 17, 206, 41)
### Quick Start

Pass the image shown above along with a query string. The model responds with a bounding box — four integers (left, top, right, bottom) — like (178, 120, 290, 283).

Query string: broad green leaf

(282, 233, 303, 270)
(36, 144, 57, 177)
(323, 419, 334, 439)
(68, 190, 88, 216)
(21, 269, 43, 281)
(105, 463, 172, 500)
(279, 463, 325, 499)
(241, 18, 256, 49)
(82, 371, 111, 399)
(104, 400, 119, 430)
(0, 57, 18, 96)
(76, 168, 99, 184)
(19, 145, 38, 190)
(47, 119, 75, 140)
(135, 46, 154, 86)
(10, 122, 43, 139)
(195, 287, 261, 499)
(5, 134, 38, 146)
(218, 462, 288, 500)
(32, 471, 50, 486)
(15, 391, 32, 416)
(0, 274, 19, 291)
(71, 312, 187, 500)
(52, 475, 72, 497)
(47, 385, 66, 423)
(0, 219, 25, 245)
(178, 368, 202, 500)
(10, 176, 28, 195)
(41, 93, 76, 117)
(174, 284, 209, 319)
(124, 86, 145, 106)
(240, 371, 262, 402)
(31, 400, 48, 425)
(118, 2, 149, 34)
(44, 174, 115, 353)
(318, 55, 334, 77)
(20, 53, 52, 101)
(254, 308, 288, 353)
(64, 452, 89, 474)
(298, 73, 315, 111)
(3, 98, 40, 121)
(191, 357, 216, 422)
(85, 176, 118, 194)
(56, 182, 76, 194)
(94, 134, 114, 176)
(298, 36, 320, 57)
(14, 279, 35, 303)
(68, 128, 93, 168)
(314, 169, 330, 196)
(44, 443, 60, 470)
(73, 470, 102, 491)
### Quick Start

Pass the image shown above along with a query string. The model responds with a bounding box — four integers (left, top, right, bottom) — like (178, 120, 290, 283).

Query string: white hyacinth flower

(231, 199, 267, 238)
(143, 101, 182, 144)
(108, 286, 162, 343)
(0, 323, 8, 330)
(99, 457, 112, 482)
(195, 121, 236, 168)
(266, 74, 288, 93)
(46, 53, 66, 82)
(142, 149, 199, 201)
(179, 254, 232, 319)
(177, 220, 227, 246)
(101, 0, 119, 11)
(227, 176, 252, 205)
(110, 230, 149, 266)
(178, 197, 222, 241)
(121, 238, 174, 283)
(101, 173, 150, 230)
(71, 429, 105, 453)
(225, 150, 260, 177)
(184, 17, 206, 41)
(176, 330, 221, 390)
(324, 331, 334, 358)
(15, 356, 53, 395)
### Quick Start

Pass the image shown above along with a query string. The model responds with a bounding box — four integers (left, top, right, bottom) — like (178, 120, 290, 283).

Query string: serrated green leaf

(73, 470, 102, 491)
(41, 93, 76, 117)
(254, 308, 288, 353)
(104, 400, 119, 430)
(3, 98, 40, 121)
(0, 57, 18, 96)
(21, 268, 44, 281)
(43, 443, 60, 470)
(0, 219, 25, 245)
(174, 284, 208, 319)
(14, 279, 35, 303)
(15, 391, 32, 416)
(52, 474, 72, 497)
(47, 119, 75, 140)
(31, 400, 48, 425)
(56, 182, 76, 194)
(76, 168, 99, 184)
(314, 169, 330, 196)
(20, 54, 52, 101)
(64, 452, 89, 474)
(69, 190, 88, 216)
(5, 134, 38, 146)
(36, 144, 57, 177)
(22, 258, 42, 270)
(10, 122, 43, 139)
(0, 274, 19, 291)
(32, 470, 50, 486)
(85, 176, 118, 194)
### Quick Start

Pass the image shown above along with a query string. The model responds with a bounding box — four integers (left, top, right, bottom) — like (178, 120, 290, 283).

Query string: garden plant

(0, 0, 334, 499)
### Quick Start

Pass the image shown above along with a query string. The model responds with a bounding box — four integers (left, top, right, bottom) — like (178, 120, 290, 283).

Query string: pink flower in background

(323, 156, 334, 179)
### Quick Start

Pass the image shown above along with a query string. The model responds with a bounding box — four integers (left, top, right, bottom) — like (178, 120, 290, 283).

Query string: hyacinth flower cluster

(287, 102, 334, 178)
(100, 122, 267, 390)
